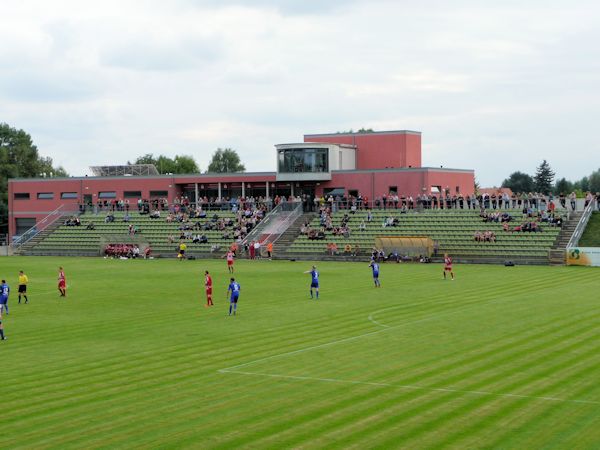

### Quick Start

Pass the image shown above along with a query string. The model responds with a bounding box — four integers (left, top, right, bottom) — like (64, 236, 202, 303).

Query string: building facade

(8, 130, 474, 238)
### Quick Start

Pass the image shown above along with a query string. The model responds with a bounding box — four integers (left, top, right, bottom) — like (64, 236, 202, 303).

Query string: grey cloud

(101, 36, 221, 71)
(0, 71, 101, 103)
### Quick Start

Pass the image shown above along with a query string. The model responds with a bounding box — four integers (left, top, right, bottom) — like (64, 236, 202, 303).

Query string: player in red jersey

(58, 266, 67, 296)
(443, 254, 455, 280)
(225, 251, 235, 274)
(204, 270, 214, 307)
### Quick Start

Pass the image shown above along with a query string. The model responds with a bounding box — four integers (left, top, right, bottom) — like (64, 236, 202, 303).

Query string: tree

(533, 160, 555, 194)
(501, 171, 534, 193)
(0, 123, 68, 232)
(207, 148, 245, 173)
(133, 154, 199, 174)
(587, 169, 600, 193)
(553, 177, 573, 195)
(173, 155, 199, 174)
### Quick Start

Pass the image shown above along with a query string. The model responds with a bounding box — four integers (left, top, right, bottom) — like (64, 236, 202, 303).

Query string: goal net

(374, 236, 433, 257)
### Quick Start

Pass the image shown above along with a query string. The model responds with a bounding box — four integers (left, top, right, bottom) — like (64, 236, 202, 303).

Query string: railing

(11, 204, 79, 252)
(566, 201, 595, 248)
(242, 201, 303, 246)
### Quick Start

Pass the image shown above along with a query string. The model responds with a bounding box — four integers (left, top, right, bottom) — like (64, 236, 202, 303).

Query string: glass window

(61, 192, 78, 199)
(150, 190, 168, 197)
(37, 192, 54, 199)
(278, 148, 328, 173)
(124, 191, 142, 198)
(14, 193, 30, 200)
(98, 191, 117, 199)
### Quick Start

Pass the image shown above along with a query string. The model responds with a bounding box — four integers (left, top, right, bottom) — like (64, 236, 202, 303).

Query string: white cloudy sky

(1, 0, 599, 186)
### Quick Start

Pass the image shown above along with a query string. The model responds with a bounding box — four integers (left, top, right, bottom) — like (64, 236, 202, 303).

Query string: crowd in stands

(64, 216, 81, 226)
(307, 190, 600, 212)
(104, 243, 150, 259)
(474, 231, 496, 242)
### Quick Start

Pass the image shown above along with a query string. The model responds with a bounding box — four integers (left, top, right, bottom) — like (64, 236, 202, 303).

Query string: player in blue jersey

(227, 277, 241, 316)
(0, 280, 10, 315)
(0, 294, 6, 341)
(303, 265, 320, 299)
(369, 260, 381, 287)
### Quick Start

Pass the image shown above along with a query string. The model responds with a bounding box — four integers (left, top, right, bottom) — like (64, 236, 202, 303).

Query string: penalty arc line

(218, 297, 600, 406)
(220, 294, 520, 373)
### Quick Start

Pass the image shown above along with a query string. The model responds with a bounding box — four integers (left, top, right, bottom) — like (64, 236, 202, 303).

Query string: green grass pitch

(1, 257, 599, 449)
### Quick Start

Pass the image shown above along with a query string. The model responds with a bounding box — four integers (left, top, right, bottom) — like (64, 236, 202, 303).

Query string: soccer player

(227, 277, 240, 316)
(304, 265, 320, 299)
(58, 267, 67, 296)
(443, 253, 455, 280)
(178, 242, 187, 260)
(0, 299, 6, 340)
(369, 260, 381, 287)
(18, 270, 29, 304)
(204, 270, 214, 307)
(225, 250, 235, 273)
(267, 242, 273, 260)
(0, 280, 9, 315)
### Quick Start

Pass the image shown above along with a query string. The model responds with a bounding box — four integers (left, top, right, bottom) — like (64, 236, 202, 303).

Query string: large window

(124, 191, 142, 198)
(98, 191, 117, 199)
(61, 192, 78, 199)
(14, 193, 30, 200)
(278, 148, 328, 173)
(37, 192, 54, 200)
(150, 190, 168, 197)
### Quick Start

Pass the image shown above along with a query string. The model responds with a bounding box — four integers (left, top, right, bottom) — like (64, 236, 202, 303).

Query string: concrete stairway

(549, 211, 583, 265)
(272, 212, 317, 259)
(14, 218, 69, 256)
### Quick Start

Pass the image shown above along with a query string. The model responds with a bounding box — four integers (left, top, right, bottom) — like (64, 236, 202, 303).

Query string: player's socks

(25, 296, 28, 303)
(316, 291, 319, 299)
(229, 305, 232, 315)
(310, 290, 313, 299)
(18, 296, 21, 304)
(0, 329, 4, 339)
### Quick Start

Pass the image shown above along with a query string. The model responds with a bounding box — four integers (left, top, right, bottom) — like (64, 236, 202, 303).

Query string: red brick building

(8, 130, 474, 238)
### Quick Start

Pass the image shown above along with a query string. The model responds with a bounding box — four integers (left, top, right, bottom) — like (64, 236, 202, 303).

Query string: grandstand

(16, 205, 577, 265)
(20, 210, 248, 257)
(284, 208, 566, 264)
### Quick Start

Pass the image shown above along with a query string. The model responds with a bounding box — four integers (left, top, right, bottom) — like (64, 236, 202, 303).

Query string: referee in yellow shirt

(18, 270, 29, 304)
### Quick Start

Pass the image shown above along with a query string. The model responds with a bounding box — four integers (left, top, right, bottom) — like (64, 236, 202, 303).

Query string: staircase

(14, 217, 68, 256)
(549, 211, 583, 265)
(272, 212, 317, 258)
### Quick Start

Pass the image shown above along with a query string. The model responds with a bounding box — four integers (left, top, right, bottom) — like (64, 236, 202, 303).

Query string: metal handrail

(11, 204, 79, 252)
(566, 202, 595, 248)
(242, 201, 303, 245)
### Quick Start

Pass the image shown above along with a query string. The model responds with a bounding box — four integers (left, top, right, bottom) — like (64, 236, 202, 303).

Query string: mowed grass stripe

(367, 333, 600, 449)
(1, 257, 599, 448)
(207, 298, 600, 446)
(258, 304, 600, 448)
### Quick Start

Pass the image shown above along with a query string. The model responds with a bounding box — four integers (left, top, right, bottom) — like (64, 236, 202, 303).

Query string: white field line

(218, 297, 600, 406)
(219, 369, 600, 406)
(220, 296, 510, 373)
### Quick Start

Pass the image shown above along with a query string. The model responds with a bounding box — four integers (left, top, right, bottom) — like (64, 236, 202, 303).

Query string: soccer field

(1, 257, 599, 449)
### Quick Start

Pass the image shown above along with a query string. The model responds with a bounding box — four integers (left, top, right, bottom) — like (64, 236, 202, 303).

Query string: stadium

(2, 122, 600, 448)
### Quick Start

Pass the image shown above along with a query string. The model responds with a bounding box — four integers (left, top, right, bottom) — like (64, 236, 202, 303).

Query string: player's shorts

(311, 282, 319, 289)
(230, 295, 239, 303)
(373, 272, 379, 278)
(227, 260, 233, 266)
(18, 285, 27, 293)
(444, 266, 452, 271)
(0, 303, 5, 312)
(58, 281, 66, 289)
(179, 250, 185, 255)
(206, 288, 212, 296)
